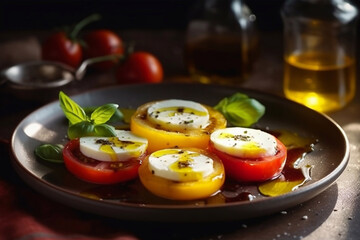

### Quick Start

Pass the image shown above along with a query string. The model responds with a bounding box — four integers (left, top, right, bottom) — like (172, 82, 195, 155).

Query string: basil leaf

(90, 103, 119, 125)
(84, 106, 123, 123)
(214, 93, 265, 127)
(67, 121, 95, 139)
(59, 91, 87, 125)
(94, 124, 117, 137)
(35, 144, 64, 163)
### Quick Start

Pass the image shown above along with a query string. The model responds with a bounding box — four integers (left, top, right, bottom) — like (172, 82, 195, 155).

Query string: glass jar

(184, 0, 258, 86)
(282, 0, 358, 113)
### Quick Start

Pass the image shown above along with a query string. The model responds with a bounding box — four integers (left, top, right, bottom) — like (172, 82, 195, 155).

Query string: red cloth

(0, 144, 139, 240)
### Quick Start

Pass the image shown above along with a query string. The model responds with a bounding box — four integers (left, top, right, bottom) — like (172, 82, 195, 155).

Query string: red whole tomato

(116, 52, 163, 84)
(42, 32, 83, 68)
(209, 138, 287, 182)
(83, 30, 124, 70)
(63, 139, 142, 184)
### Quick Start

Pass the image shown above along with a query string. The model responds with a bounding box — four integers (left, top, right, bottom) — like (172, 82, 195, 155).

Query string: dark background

(0, 0, 287, 32)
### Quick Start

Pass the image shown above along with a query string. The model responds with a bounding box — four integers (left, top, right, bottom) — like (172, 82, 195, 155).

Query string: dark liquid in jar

(184, 36, 257, 86)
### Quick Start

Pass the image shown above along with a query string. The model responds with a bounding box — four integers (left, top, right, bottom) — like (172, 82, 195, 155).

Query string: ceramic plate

(10, 83, 349, 222)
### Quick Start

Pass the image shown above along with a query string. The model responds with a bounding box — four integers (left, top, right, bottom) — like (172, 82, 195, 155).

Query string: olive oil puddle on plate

(79, 129, 317, 206)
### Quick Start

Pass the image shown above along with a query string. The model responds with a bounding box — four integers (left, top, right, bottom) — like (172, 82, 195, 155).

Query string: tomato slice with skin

(209, 138, 287, 182)
(63, 139, 142, 184)
(138, 148, 225, 200)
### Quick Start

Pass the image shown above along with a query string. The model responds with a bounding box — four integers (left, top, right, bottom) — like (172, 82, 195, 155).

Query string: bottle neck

(303, 0, 342, 3)
(282, 0, 358, 23)
(204, 0, 244, 13)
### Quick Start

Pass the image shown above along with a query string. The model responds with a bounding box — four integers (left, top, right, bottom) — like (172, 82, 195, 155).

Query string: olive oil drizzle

(257, 130, 315, 197)
(150, 106, 208, 117)
(151, 149, 208, 181)
(97, 137, 144, 161)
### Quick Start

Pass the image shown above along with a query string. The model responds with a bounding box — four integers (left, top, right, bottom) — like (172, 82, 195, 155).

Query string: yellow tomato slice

(130, 101, 227, 153)
(138, 148, 225, 200)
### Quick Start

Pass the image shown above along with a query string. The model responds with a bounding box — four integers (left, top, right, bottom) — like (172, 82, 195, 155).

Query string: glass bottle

(184, 0, 258, 86)
(282, 0, 358, 113)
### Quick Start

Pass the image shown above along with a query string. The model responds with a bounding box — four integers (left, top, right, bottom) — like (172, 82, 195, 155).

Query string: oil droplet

(258, 130, 316, 197)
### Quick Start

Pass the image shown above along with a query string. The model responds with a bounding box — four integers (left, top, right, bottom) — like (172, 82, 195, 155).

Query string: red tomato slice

(209, 138, 287, 182)
(63, 139, 142, 184)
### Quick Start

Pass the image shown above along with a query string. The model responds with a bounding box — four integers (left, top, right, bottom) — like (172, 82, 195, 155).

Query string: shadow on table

(104, 184, 338, 240)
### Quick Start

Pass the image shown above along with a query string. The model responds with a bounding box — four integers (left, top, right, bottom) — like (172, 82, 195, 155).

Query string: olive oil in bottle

(284, 52, 356, 113)
(281, 0, 358, 112)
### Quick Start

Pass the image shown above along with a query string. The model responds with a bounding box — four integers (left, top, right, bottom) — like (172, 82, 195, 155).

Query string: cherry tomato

(130, 101, 227, 153)
(138, 148, 225, 200)
(83, 30, 124, 70)
(63, 139, 142, 184)
(116, 52, 163, 84)
(42, 32, 83, 68)
(209, 138, 287, 182)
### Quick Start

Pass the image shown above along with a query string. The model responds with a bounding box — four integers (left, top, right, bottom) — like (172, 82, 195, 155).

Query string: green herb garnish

(214, 93, 265, 127)
(59, 91, 118, 139)
(84, 106, 123, 123)
(34, 144, 64, 163)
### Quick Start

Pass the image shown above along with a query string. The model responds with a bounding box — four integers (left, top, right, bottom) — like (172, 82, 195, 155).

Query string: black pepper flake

(234, 134, 251, 141)
(178, 160, 191, 168)
(95, 139, 112, 145)
(183, 120, 194, 124)
(177, 107, 184, 113)
(151, 170, 155, 174)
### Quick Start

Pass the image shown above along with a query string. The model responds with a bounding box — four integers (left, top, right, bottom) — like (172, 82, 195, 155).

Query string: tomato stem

(69, 14, 101, 41)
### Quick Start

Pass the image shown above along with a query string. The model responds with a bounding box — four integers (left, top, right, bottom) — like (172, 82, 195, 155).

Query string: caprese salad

(62, 130, 148, 184)
(130, 99, 227, 153)
(209, 127, 287, 182)
(138, 148, 225, 200)
(34, 91, 291, 200)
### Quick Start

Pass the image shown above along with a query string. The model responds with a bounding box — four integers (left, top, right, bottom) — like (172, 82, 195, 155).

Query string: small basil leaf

(214, 92, 265, 127)
(94, 124, 117, 137)
(84, 106, 124, 123)
(59, 91, 87, 125)
(35, 144, 64, 163)
(224, 99, 265, 127)
(214, 92, 249, 111)
(91, 103, 119, 125)
(227, 92, 249, 102)
(67, 121, 95, 139)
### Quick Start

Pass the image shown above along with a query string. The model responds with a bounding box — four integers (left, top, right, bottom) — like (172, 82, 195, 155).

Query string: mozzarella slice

(210, 127, 278, 158)
(147, 99, 210, 131)
(148, 149, 214, 182)
(79, 130, 148, 162)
